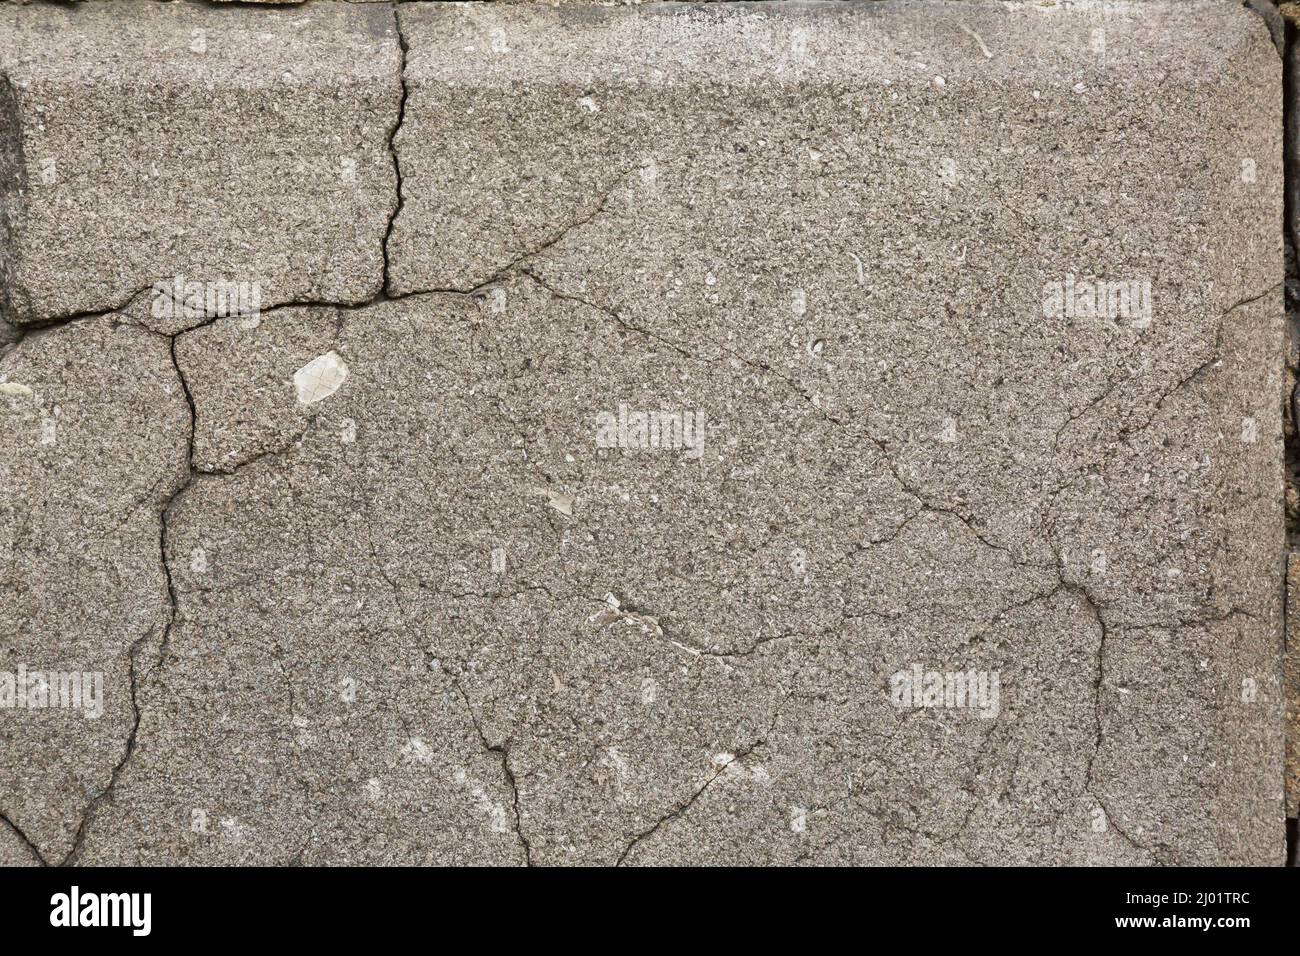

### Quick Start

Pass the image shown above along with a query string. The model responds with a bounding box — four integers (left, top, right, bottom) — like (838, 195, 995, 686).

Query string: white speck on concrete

(848, 252, 865, 285)
(294, 351, 348, 405)
(533, 486, 574, 515)
(455, 768, 510, 833)
(401, 737, 434, 765)
(959, 24, 993, 58)
(588, 592, 664, 638)
(485, 286, 507, 315)
(220, 817, 246, 843)
(640, 677, 659, 705)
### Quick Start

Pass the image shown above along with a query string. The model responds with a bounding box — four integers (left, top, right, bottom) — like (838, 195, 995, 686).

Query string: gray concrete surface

(0, 0, 1288, 865)
(0, 0, 400, 325)
(0, 318, 189, 864)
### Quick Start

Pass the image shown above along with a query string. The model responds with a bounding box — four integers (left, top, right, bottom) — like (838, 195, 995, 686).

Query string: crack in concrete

(2, 267, 1187, 866)
(450, 682, 533, 866)
(60, 624, 158, 866)
(381, 1, 408, 297)
(195, 422, 313, 478)
(344, 436, 538, 866)
(7, 284, 157, 343)
(615, 728, 771, 867)
(695, 631, 799, 660)
(1054, 285, 1279, 462)
(435, 186, 621, 298)
(2, 0, 1288, 864)
(54, 316, 216, 865)
(1051, 549, 1156, 861)
(1041, 281, 1285, 563)
(0, 809, 49, 866)
(1052, 358, 1131, 451)
(515, 268, 1034, 563)
(522, 267, 841, 436)
(487, 742, 532, 867)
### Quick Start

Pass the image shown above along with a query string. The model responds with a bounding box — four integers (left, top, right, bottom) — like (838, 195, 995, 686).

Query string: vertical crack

(450, 683, 533, 866)
(382, 1, 409, 297)
(1045, 540, 1155, 860)
(1062, 578, 1151, 858)
(490, 743, 532, 868)
(157, 330, 202, 666)
(59, 626, 155, 865)
(0, 809, 49, 866)
(59, 320, 208, 865)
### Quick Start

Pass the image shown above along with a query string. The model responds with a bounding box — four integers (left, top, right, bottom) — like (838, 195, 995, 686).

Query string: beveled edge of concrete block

(0, 0, 397, 85)
(0, 0, 402, 325)
(402, 0, 1275, 90)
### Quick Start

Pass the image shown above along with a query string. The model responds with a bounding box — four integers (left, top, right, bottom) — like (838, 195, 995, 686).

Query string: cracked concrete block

(0, 0, 1288, 867)
(390, 1, 1288, 863)
(81, 259, 1283, 866)
(175, 307, 343, 474)
(0, 317, 189, 865)
(0, 0, 400, 325)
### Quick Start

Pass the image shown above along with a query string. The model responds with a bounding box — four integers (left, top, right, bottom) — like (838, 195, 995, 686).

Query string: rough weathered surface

(0, 0, 1288, 866)
(1288, 555, 1300, 819)
(0, 318, 189, 864)
(0, 0, 400, 325)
